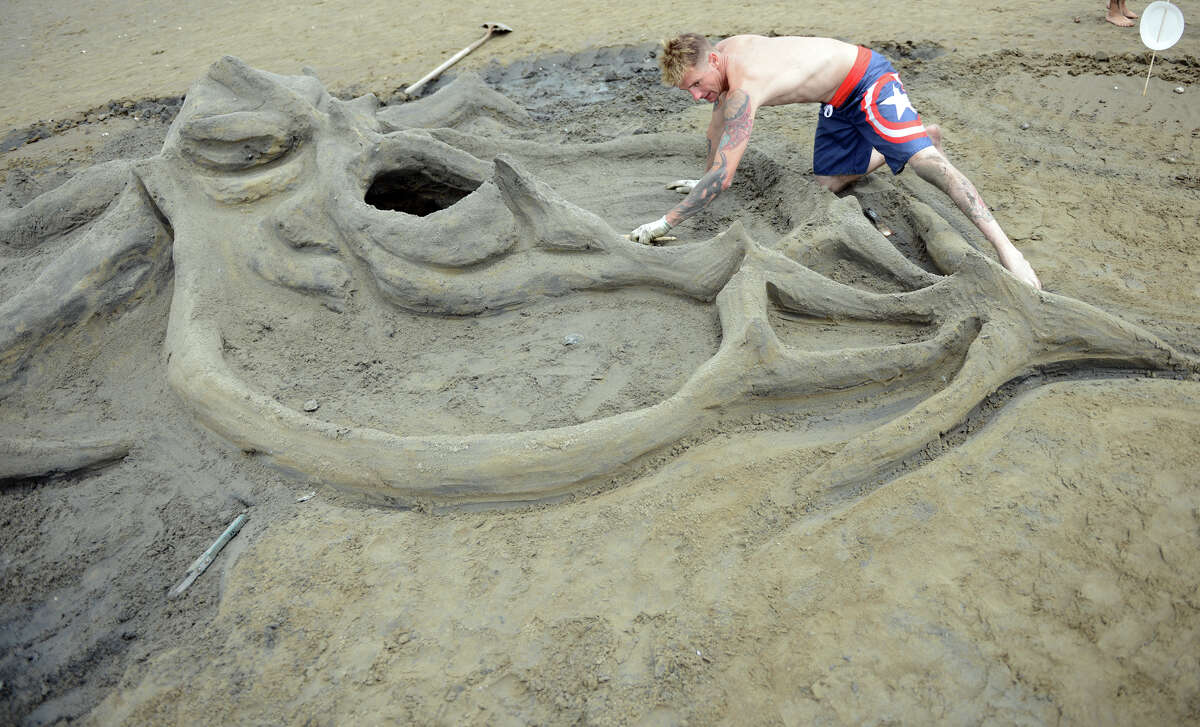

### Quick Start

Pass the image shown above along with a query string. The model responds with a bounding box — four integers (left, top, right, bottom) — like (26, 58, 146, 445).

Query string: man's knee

(906, 147, 952, 185)
(907, 145, 943, 167)
(815, 174, 856, 193)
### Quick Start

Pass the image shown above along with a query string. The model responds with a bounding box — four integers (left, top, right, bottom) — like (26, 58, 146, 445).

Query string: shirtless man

(630, 33, 1042, 289)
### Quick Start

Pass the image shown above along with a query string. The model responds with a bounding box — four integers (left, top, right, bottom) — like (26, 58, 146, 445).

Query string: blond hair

(659, 33, 711, 86)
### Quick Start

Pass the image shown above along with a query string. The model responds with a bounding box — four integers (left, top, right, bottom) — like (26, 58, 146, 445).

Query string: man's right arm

(632, 90, 756, 244)
(663, 89, 756, 227)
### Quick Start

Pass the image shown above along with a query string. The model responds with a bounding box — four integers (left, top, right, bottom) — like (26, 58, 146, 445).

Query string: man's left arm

(632, 89, 757, 243)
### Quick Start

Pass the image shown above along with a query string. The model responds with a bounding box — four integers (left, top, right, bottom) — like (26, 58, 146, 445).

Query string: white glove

(666, 179, 700, 194)
(631, 216, 673, 244)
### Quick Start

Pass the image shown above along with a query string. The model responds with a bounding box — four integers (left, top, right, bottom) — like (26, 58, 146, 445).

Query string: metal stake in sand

(167, 512, 248, 599)
(405, 22, 512, 97)
(1140, 1, 1185, 96)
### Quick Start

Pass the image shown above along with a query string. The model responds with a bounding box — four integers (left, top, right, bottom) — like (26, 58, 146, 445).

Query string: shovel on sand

(404, 22, 513, 97)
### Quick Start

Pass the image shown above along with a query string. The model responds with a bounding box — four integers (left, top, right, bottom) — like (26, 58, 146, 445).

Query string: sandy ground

(2, 1, 1199, 725)
(3, 0, 1192, 132)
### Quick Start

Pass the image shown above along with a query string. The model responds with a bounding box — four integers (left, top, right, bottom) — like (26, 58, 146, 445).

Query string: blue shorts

(813, 47, 932, 176)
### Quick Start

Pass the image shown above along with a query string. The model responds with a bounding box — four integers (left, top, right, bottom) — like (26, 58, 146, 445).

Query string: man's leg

(815, 149, 886, 192)
(1106, 0, 1135, 26)
(905, 146, 1042, 289)
(816, 125, 944, 193)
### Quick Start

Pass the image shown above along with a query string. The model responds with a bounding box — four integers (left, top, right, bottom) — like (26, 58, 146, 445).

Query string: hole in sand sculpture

(364, 168, 481, 216)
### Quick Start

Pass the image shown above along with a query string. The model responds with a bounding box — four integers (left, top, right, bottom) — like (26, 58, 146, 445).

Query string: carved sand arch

(2, 56, 1196, 505)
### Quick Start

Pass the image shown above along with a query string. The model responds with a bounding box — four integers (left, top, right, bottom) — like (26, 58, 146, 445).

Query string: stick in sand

(1141, 2, 1186, 95)
(623, 234, 678, 242)
(167, 512, 248, 599)
(1142, 10, 1167, 97)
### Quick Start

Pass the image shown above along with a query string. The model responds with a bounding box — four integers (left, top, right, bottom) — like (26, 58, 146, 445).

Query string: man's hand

(630, 216, 673, 244)
(666, 179, 701, 194)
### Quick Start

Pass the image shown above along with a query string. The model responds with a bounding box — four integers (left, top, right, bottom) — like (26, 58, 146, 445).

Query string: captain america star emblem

(862, 72, 927, 143)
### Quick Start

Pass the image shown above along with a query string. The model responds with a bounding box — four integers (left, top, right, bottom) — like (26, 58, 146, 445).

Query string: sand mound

(2, 17, 1198, 724)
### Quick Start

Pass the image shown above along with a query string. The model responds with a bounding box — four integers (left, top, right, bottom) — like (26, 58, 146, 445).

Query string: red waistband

(829, 45, 871, 108)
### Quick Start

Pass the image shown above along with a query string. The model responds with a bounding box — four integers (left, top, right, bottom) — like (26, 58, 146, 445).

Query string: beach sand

(2, 1, 1199, 724)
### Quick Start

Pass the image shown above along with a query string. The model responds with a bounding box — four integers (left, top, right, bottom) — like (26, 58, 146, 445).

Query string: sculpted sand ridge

(2, 13, 1199, 719)
(2, 57, 1195, 509)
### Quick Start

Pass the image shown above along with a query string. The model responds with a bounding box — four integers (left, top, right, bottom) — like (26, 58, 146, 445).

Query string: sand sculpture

(2, 56, 1196, 506)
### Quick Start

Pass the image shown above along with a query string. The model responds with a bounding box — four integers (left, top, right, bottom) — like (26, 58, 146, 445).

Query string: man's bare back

(714, 35, 860, 107)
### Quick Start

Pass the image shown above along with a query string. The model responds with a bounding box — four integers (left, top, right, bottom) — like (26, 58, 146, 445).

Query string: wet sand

(2, 1, 1199, 724)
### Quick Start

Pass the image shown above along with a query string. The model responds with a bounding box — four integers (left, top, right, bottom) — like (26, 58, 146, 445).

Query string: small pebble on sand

(303, 399, 320, 412)
(1174, 86, 1185, 94)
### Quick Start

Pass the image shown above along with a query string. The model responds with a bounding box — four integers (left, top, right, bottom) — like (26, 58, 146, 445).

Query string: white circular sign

(1140, 1, 1185, 51)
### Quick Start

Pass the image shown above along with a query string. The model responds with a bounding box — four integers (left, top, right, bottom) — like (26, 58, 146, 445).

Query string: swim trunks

(813, 46, 933, 176)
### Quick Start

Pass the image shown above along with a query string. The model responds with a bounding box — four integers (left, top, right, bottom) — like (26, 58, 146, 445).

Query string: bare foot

(1107, 1, 1135, 26)
(997, 247, 1043, 290)
(1120, 0, 1139, 19)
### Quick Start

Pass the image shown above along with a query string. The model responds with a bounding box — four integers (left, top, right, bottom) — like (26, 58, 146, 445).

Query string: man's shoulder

(716, 33, 770, 50)
(718, 33, 826, 47)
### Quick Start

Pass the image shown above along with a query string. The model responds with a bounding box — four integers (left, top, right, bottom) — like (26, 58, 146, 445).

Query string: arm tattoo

(670, 90, 755, 226)
(720, 91, 753, 148)
(670, 151, 730, 223)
